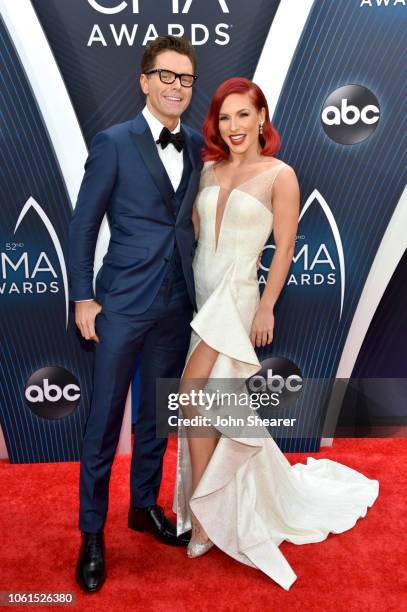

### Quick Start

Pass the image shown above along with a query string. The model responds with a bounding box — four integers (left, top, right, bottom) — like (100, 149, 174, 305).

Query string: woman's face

(218, 93, 265, 156)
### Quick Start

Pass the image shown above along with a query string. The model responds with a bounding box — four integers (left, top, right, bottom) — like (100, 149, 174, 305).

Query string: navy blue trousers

(79, 271, 193, 533)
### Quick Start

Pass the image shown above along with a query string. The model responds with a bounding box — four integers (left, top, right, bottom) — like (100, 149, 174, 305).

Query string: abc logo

(24, 367, 81, 419)
(246, 357, 303, 408)
(321, 84, 380, 144)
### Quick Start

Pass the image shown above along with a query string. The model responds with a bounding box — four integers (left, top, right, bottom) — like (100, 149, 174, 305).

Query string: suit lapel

(129, 114, 175, 217)
(176, 125, 201, 221)
(182, 124, 201, 172)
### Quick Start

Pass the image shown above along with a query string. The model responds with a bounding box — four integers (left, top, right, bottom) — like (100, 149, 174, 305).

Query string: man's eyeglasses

(145, 69, 198, 88)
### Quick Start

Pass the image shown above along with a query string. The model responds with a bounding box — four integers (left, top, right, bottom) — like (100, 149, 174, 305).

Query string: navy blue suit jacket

(68, 112, 203, 314)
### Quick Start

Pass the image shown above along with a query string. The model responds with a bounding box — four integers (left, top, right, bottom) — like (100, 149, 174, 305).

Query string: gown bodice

(192, 159, 288, 303)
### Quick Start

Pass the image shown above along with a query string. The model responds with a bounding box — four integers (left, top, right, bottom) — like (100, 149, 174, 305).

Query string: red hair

(202, 77, 280, 161)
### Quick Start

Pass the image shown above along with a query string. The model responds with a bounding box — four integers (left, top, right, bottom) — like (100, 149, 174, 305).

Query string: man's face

(140, 50, 194, 126)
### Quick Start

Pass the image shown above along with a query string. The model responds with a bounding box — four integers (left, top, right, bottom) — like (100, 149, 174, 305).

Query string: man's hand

(75, 300, 102, 342)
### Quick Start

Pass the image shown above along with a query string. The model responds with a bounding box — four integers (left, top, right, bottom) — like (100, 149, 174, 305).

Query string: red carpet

(0, 438, 405, 612)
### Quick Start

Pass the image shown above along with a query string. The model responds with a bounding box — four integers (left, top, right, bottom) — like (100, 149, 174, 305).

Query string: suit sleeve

(68, 131, 117, 301)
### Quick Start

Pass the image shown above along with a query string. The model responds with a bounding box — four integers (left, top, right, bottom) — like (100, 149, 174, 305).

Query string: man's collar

(142, 105, 181, 142)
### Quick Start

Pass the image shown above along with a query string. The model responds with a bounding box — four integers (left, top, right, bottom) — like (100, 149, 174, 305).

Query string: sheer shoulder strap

(199, 161, 217, 190)
(242, 161, 290, 213)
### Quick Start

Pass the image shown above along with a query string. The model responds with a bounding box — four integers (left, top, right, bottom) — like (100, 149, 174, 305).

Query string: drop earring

(259, 122, 264, 135)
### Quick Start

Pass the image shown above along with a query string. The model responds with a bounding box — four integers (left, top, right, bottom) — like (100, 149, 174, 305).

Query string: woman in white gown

(173, 78, 379, 590)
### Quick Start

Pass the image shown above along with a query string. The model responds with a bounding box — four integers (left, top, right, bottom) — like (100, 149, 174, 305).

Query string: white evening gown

(172, 160, 379, 590)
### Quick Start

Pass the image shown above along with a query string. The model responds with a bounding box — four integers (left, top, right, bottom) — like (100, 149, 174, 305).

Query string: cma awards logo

(259, 190, 345, 320)
(87, 0, 231, 47)
(0, 197, 69, 329)
(359, 0, 405, 6)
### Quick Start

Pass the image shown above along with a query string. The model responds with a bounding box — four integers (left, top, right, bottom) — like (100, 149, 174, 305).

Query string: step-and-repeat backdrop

(0, 0, 405, 462)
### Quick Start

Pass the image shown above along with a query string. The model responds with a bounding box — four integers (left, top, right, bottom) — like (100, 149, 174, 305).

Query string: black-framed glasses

(145, 69, 198, 88)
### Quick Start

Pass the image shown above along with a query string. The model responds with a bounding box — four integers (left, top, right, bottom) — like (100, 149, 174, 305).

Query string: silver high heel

(187, 539, 214, 558)
(187, 513, 214, 558)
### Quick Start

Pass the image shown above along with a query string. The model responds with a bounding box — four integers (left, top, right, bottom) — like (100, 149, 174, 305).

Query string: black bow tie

(156, 127, 185, 152)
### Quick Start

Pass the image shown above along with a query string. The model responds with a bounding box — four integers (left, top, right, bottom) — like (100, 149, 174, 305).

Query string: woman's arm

(250, 166, 300, 347)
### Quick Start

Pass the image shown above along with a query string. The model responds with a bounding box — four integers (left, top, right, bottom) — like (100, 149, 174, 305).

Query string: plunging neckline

(211, 160, 283, 193)
(210, 161, 283, 252)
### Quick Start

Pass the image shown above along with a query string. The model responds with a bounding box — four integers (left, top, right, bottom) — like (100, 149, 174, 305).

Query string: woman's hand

(249, 304, 275, 347)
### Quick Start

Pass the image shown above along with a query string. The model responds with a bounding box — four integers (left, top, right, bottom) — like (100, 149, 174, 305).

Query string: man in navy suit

(69, 35, 203, 592)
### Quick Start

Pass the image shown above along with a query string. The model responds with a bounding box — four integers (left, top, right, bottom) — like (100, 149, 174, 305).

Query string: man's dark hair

(141, 35, 196, 74)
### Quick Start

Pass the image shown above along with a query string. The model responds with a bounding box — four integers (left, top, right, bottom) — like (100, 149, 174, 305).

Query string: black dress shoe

(128, 504, 191, 547)
(75, 531, 106, 593)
